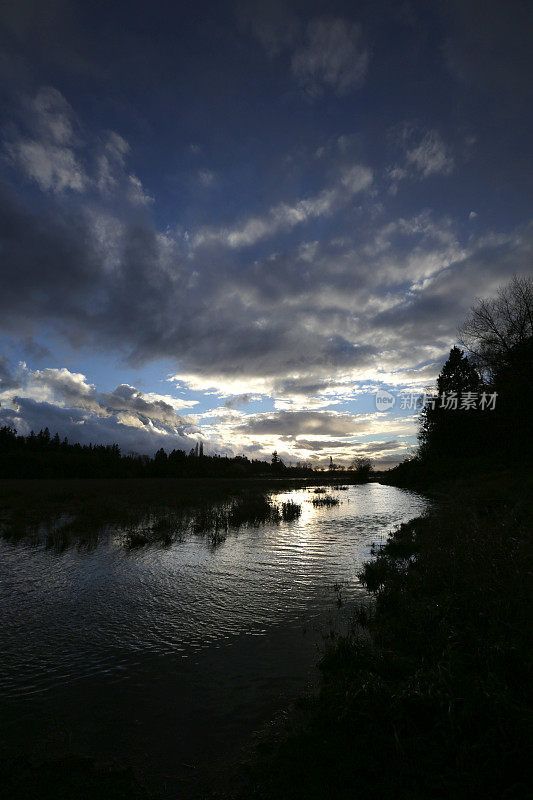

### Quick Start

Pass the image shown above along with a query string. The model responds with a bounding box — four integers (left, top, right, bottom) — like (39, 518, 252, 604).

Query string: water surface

(0, 482, 427, 794)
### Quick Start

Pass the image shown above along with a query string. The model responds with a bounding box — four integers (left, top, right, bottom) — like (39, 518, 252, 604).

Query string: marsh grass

(0, 478, 310, 550)
(280, 500, 302, 522)
(0, 479, 308, 550)
(311, 495, 340, 507)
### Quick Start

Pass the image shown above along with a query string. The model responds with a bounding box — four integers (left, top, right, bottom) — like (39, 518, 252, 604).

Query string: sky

(0, 0, 532, 468)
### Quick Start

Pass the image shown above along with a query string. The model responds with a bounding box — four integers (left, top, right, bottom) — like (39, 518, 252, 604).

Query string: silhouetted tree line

(0, 427, 308, 480)
(417, 276, 533, 466)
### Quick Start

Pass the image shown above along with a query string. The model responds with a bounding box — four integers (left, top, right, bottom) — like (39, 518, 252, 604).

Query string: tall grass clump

(280, 500, 302, 521)
(311, 495, 340, 507)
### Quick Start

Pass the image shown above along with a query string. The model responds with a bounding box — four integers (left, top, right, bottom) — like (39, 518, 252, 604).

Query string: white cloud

(28, 86, 77, 146)
(191, 163, 373, 249)
(291, 18, 368, 96)
(9, 139, 87, 192)
(0, 365, 201, 454)
(405, 130, 454, 177)
(6, 86, 88, 193)
(5, 88, 152, 205)
(386, 128, 455, 193)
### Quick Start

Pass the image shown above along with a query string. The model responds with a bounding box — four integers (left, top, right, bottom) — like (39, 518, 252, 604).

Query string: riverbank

(234, 467, 532, 799)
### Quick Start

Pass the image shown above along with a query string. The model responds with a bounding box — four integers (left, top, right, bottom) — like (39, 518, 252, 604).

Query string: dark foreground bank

(229, 468, 532, 799)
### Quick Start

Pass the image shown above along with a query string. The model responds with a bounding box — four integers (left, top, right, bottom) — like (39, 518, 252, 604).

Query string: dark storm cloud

(0, 176, 380, 381)
(223, 394, 252, 409)
(371, 229, 533, 343)
(292, 438, 401, 453)
(273, 377, 331, 396)
(1, 173, 531, 394)
(236, 410, 369, 436)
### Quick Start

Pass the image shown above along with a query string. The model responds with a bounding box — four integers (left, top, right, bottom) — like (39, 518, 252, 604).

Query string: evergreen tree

(419, 347, 483, 461)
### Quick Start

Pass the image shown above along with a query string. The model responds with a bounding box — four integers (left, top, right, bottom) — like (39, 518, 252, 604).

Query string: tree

(350, 457, 373, 480)
(271, 450, 285, 473)
(436, 346, 481, 395)
(418, 347, 483, 461)
(459, 275, 533, 378)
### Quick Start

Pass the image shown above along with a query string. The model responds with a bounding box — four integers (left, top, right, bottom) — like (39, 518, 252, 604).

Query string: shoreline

(232, 466, 532, 799)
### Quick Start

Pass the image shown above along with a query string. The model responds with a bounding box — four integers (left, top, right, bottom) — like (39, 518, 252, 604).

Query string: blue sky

(0, 0, 531, 467)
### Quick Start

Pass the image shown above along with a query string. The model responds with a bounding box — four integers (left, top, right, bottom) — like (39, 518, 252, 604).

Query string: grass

(280, 500, 302, 521)
(236, 470, 532, 799)
(311, 495, 340, 507)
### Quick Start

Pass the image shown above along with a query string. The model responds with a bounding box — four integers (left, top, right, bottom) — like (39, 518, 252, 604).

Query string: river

(0, 482, 428, 795)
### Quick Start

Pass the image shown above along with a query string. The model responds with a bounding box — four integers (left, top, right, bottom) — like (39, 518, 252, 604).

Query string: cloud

(289, 438, 402, 454)
(224, 394, 252, 409)
(4, 87, 151, 204)
(243, 10, 368, 98)
(386, 128, 454, 193)
(9, 138, 87, 192)
(405, 130, 454, 178)
(236, 410, 369, 437)
(191, 163, 373, 249)
(2, 87, 532, 429)
(1, 170, 530, 407)
(291, 18, 369, 97)
(0, 397, 196, 455)
(197, 168, 215, 187)
(0, 357, 19, 391)
(0, 364, 200, 455)
(6, 87, 87, 193)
